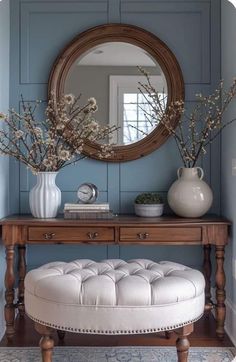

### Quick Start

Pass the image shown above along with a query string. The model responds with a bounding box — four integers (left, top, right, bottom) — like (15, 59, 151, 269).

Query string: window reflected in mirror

(109, 75, 167, 144)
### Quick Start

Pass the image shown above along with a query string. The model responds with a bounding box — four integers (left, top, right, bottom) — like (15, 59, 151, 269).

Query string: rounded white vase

(29, 172, 61, 218)
(167, 167, 213, 218)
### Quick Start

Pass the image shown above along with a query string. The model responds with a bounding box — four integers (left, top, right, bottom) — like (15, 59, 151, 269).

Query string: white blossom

(64, 94, 75, 105)
(56, 122, 65, 130)
(88, 97, 96, 106)
(58, 149, 71, 161)
(42, 158, 54, 168)
(34, 127, 43, 137)
(14, 130, 24, 139)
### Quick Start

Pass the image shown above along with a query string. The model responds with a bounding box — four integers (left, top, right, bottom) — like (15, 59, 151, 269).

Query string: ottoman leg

(35, 322, 54, 362)
(175, 323, 193, 362)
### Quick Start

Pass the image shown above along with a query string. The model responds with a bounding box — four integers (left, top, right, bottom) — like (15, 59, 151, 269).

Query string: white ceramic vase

(167, 167, 213, 218)
(29, 172, 61, 218)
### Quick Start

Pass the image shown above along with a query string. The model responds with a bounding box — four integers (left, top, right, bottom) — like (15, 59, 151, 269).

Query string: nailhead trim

(26, 312, 203, 335)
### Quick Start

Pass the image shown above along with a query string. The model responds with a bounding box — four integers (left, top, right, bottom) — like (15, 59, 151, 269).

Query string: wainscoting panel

(20, 1, 108, 84)
(9, 0, 221, 270)
(20, 159, 108, 192)
(120, 138, 180, 193)
(121, 1, 211, 84)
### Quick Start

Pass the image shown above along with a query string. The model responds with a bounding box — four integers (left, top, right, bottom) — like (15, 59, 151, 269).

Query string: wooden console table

(0, 215, 230, 341)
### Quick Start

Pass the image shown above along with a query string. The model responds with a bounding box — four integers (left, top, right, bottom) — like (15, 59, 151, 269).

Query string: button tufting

(25, 258, 205, 336)
(27, 259, 205, 307)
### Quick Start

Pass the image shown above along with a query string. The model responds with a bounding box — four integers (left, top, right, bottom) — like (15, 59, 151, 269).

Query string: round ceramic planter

(29, 172, 61, 218)
(134, 203, 164, 217)
(167, 167, 213, 218)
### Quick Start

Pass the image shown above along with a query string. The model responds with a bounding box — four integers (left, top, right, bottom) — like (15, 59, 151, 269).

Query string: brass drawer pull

(137, 232, 149, 240)
(87, 232, 99, 240)
(43, 233, 55, 240)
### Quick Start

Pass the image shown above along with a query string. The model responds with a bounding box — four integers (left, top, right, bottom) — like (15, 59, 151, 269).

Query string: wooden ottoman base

(34, 322, 194, 362)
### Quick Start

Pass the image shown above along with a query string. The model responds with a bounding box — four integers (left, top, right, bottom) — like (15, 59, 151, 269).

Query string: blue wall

(221, 0, 236, 345)
(0, 0, 10, 340)
(9, 0, 221, 270)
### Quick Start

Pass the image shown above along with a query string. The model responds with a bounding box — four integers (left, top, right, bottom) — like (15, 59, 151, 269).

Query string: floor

(0, 313, 233, 348)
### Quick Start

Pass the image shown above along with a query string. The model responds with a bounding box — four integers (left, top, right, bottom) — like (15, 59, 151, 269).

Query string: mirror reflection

(64, 42, 168, 146)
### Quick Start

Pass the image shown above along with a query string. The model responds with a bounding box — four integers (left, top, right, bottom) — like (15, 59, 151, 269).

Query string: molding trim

(211, 287, 236, 346)
(0, 288, 19, 341)
(225, 298, 236, 347)
(0, 324, 5, 343)
(0, 294, 5, 342)
(0, 330, 5, 343)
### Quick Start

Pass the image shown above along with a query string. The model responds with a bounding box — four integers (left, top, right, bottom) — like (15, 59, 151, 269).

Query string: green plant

(135, 193, 163, 204)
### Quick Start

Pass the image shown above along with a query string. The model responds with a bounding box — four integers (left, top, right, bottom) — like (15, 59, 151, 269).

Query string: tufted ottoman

(25, 259, 205, 362)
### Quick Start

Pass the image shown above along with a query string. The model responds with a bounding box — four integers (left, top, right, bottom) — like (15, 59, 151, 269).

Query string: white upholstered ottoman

(25, 259, 205, 362)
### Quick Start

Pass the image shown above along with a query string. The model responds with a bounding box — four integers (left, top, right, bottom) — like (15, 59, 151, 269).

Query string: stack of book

(64, 203, 113, 219)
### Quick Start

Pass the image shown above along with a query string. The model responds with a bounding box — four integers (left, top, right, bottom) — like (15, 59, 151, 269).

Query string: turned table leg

(203, 244, 212, 308)
(215, 245, 226, 339)
(35, 323, 54, 362)
(17, 245, 26, 316)
(175, 324, 193, 362)
(4, 245, 16, 340)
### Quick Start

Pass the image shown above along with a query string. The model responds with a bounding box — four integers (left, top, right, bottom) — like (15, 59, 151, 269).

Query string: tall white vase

(29, 172, 61, 218)
(167, 167, 213, 218)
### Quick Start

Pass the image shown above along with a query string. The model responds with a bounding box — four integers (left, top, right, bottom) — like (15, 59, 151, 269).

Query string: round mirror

(49, 24, 184, 162)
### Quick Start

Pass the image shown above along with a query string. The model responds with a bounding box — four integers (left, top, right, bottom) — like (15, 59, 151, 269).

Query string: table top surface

(0, 214, 231, 226)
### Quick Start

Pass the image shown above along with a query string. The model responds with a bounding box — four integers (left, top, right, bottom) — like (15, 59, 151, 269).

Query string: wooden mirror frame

(48, 24, 184, 162)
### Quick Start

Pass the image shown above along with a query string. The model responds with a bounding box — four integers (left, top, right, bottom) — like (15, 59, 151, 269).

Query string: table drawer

(120, 227, 202, 242)
(28, 227, 115, 242)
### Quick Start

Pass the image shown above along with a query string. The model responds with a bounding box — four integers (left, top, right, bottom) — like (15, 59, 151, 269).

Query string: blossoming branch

(138, 67, 236, 168)
(0, 94, 117, 173)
